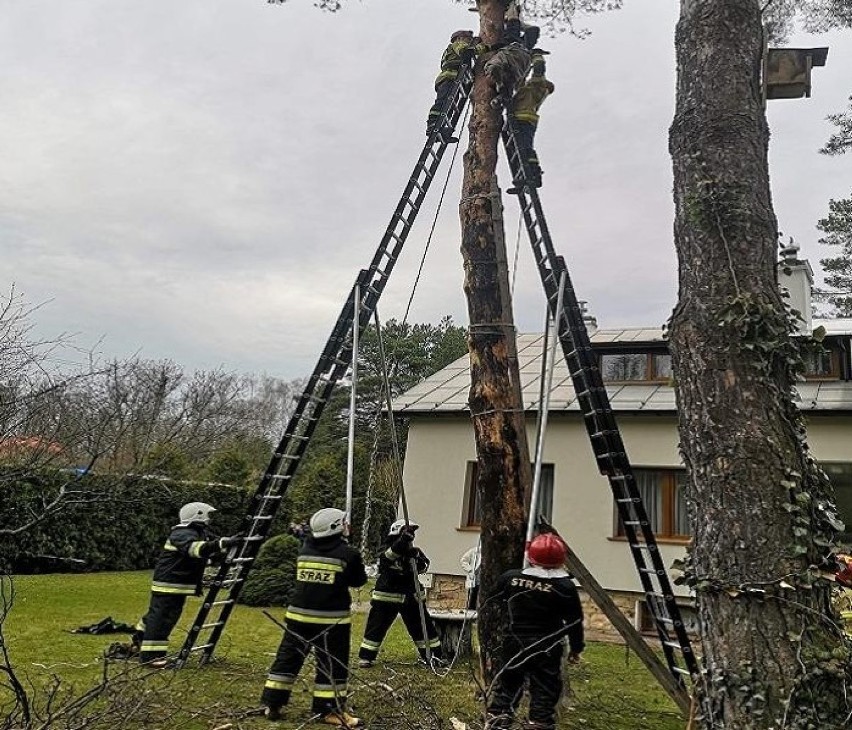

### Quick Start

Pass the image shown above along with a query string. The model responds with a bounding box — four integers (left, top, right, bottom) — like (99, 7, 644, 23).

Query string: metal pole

(345, 284, 360, 521)
(372, 308, 432, 665)
(524, 271, 566, 566)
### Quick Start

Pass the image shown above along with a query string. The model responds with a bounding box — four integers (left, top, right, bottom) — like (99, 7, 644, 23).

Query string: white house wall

(404, 412, 852, 597)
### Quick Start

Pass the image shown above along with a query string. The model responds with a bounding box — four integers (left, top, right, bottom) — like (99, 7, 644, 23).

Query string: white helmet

(310, 508, 348, 538)
(179, 502, 217, 526)
(389, 519, 419, 536)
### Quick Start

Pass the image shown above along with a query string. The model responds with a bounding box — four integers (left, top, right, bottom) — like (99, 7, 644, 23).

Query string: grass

(3, 572, 687, 729)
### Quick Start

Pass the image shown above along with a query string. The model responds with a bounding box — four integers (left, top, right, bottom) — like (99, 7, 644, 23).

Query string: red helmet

(451, 30, 474, 42)
(528, 533, 567, 568)
(837, 554, 852, 588)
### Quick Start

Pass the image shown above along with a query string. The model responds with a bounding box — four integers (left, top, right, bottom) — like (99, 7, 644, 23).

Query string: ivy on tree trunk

(669, 1, 850, 727)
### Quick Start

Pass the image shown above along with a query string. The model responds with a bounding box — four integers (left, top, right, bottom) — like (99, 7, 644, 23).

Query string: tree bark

(461, 0, 534, 686)
(669, 1, 849, 727)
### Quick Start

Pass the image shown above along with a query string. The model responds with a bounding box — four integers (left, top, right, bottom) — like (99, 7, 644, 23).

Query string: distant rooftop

(393, 322, 852, 415)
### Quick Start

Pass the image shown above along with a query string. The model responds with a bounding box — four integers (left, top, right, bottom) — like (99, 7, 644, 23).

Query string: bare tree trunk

(669, 1, 849, 727)
(461, 0, 534, 685)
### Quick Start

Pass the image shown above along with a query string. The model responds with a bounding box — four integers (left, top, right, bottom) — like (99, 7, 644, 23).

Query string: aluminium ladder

(501, 117, 700, 683)
(176, 64, 475, 667)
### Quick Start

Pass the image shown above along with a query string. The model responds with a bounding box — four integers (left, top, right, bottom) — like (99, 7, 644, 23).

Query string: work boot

(264, 705, 284, 721)
(438, 127, 459, 144)
(319, 710, 364, 728)
(358, 659, 374, 669)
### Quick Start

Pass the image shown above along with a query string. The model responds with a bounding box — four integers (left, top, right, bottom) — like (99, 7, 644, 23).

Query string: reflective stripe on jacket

(435, 39, 475, 87)
(287, 535, 368, 617)
(151, 523, 220, 595)
(374, 539, 430, 596)
(510, 75, 555, 125)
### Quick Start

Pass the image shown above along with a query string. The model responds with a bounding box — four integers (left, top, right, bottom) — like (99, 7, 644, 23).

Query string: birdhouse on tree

(764, 46, 829, 100)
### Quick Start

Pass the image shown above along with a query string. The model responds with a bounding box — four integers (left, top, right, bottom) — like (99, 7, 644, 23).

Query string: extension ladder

(176, 64, 475, 667)
(501, 118, 700, 683)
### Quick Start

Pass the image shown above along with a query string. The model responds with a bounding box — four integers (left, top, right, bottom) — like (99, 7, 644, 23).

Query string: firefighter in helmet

(507, 49, 554, 192)
(426, 30, 480, 142)
(485, 533, 584, 730)
(358, 519, 443, 668)
(261, 507, 367, 728)
(132, 502, 242, 667)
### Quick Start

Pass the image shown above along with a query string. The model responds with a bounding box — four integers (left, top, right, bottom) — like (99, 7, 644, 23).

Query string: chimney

(777, 240, 813, 335)
(579, 301, 598, 335)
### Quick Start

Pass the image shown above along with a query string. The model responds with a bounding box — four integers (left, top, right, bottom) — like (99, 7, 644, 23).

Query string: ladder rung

(629, 542, 658, 551)
(207, 599, 234, 608)
(663, 640, 684, 650)
(201, 621, 224, 630)
(672, 666, 692, 676)
(252, 515, 274, 522)
(259, 494, 283, 500)
(189, 643, 214, 652)
(230, 556, 255, 564)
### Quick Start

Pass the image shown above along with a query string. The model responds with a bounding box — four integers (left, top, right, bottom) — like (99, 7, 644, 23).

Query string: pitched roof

(393, 326, 852, 415)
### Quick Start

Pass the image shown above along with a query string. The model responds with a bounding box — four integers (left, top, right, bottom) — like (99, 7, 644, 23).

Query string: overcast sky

(1, 1, 849, 379)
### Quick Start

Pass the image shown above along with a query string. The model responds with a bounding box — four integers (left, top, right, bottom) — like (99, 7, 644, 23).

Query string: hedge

(0, 470, 251, 573)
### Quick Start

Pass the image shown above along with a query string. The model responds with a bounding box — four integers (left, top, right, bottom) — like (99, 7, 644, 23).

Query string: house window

(802, 347, 838, 379)
(822, 463, 852, 542)
(615, 468, 691, 540)
(600, 352, 672, 383)
(464, 461, 554, 528)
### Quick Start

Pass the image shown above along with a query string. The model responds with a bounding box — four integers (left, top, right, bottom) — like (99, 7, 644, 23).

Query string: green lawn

(3, 572, 687, 729)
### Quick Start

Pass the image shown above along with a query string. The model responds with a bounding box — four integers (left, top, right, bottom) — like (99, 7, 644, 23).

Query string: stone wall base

(425, 573, 697, 643)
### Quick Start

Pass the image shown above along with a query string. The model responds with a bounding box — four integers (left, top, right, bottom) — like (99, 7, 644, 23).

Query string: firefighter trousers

(487, 638, 563, 729)
(427, 79, 454, 131)
(261, 619, 351, 715)
(358, 595, 442, 662)
(137, 593, 187, 662)
(512, 120, 541, 178)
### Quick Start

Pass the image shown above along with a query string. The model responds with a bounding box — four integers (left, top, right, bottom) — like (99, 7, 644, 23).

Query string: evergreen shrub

(238, 534, 300, 607)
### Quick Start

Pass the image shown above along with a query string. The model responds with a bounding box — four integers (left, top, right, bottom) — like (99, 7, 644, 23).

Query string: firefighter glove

(218, 534, 244, 550)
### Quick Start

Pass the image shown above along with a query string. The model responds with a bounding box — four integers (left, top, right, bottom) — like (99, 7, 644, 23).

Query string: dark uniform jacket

(372, 535, 430, 602)
(285, 534, 368, 625)
(493, 566, 585, 654)
(151, 522, 221, 596)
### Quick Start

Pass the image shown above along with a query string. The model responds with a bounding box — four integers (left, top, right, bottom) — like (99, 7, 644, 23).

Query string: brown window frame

(599, 351, 672, 384)
(614, 468, 691, 542)
(801, 346, 840, 380)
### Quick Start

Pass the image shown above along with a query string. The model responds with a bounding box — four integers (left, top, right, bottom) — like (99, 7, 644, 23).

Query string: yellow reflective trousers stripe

(285, 610, 351, 625)
(372, 591, 405, 604)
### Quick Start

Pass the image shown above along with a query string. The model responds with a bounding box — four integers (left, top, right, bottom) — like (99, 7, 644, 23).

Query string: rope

(361, 103, 472, 560)
(510, 214, 523, 296)
(402, 102, 471, 326)
(358, 404, 384, 561)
